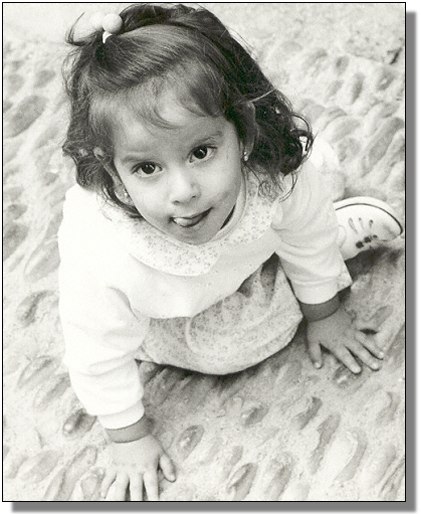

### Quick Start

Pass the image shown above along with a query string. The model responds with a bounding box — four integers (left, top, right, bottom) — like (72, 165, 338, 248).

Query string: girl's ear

(242, 102, 257, 156)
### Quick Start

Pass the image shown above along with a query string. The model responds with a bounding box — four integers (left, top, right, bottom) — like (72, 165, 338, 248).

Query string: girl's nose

(169, 169, 200, 204)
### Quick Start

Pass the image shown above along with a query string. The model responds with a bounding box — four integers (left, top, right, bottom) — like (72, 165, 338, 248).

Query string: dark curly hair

(62, 3, 313, 217)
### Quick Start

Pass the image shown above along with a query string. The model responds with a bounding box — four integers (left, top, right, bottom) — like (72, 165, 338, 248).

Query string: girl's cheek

(139, 189, 164, 212)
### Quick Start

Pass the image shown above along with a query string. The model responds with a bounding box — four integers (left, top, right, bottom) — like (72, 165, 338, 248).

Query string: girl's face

(111, 93, 243, 245)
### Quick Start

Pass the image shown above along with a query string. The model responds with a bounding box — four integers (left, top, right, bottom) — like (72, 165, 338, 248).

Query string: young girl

(58, 3, 403, 501)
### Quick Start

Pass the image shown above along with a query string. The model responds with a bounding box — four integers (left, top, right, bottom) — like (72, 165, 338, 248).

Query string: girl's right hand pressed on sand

(306, 305, 385, 374)
(101, 434, 176, 501)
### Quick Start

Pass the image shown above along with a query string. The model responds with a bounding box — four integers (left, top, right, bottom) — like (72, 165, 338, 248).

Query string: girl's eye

(190, 145, 215, 162)
(133, 162, 161, 177)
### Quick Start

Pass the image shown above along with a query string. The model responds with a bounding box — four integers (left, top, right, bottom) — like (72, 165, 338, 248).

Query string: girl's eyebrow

(191, 130, 224, 145)
(121, 154, 147, 165)
(121, 130, 224, 164)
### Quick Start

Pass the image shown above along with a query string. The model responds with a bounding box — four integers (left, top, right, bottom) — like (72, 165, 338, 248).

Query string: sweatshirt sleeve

(58, 188, 150, 430)
(272, 161, 352, 304)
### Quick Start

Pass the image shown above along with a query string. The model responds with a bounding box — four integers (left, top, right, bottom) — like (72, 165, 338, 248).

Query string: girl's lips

(172, 209, 211, 228)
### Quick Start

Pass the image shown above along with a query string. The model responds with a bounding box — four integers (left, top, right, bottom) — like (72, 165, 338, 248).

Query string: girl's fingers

(101, 470, 116, 499)
(354, 331, 385, 359)
(307, 341, 323, 369)
(334, 347, 361, 374)
(143, 470, 159, 501)
(129, 473, 143, 501)
(111, 472, 130, 501)
(159, 453, 176, 482)
(349, 341, 381, 371)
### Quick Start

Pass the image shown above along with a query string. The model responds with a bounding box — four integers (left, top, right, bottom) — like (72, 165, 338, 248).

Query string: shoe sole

(334, 196, 404, 235)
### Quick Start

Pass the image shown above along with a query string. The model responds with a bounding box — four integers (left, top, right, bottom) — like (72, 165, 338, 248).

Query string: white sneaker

(334, 197, 404, 260)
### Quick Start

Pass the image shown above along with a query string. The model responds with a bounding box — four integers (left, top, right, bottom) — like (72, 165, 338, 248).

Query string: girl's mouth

(172, 209, 211, 228)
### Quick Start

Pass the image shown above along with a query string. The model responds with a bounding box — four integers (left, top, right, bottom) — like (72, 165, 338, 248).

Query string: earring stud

(243, 151, 249, 162)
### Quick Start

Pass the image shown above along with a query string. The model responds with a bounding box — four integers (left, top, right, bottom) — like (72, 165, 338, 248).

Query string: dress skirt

(136, 254, 303, 375)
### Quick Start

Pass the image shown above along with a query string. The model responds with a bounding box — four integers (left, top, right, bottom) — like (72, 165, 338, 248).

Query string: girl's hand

(306, 305, 384, 374)
(101, 434, 176, 501)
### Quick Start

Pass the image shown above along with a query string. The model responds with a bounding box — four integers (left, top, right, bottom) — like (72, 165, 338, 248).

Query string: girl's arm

(273, 162, 383, 373)
(59, 261, 148, 430)
(59, 237, 176, 500)
(58, 188, 175, 500)
(272, 160, 352, 306)
(58, 185, 148, 428)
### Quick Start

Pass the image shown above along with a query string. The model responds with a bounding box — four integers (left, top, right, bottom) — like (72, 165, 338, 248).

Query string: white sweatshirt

(58, 159, 351, 429)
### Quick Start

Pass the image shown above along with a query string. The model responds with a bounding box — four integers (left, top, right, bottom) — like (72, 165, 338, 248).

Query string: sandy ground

(3, 2, 405, 502)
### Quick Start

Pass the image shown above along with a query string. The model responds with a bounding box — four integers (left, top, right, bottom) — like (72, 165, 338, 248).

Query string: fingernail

(353, 367, 361, 374)
(372, 363, 380, 370)
(314, 362, 322, 369)
(379, 351, 384, 358)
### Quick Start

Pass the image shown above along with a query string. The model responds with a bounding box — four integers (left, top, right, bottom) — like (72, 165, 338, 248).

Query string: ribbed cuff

(97, 401, 145, 430)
